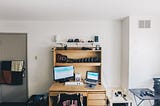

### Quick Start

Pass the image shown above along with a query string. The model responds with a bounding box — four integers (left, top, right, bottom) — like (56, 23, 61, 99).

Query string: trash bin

(26, 94, 48, 106)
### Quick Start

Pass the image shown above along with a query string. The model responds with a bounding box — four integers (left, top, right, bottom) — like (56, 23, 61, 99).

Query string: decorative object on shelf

(74, 39, 80, 42)
(64, 45, 67, 50)
(96, 45, 100, 50)
(53, 35, 57, 42)
(94, 36, 99, 42)
(67, 39, 74, 42)
(56, 54, 68, 63)
(88, 40, 94, 42)
(67, 38, 80, 42)
(81, 47, 92, 50)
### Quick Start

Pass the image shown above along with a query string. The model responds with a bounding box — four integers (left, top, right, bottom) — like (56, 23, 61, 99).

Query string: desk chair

(55, 93, 83, 106)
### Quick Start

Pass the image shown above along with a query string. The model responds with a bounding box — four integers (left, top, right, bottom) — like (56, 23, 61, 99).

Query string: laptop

(85, 71, 99, 85)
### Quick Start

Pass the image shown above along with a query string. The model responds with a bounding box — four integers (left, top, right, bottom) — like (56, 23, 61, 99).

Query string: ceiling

(0, 0, 160, 21)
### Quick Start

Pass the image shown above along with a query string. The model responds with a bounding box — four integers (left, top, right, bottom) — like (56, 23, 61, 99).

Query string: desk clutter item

(0, 60, 24, 85)
(153, 78, 160, 94)
(75, 73, 81, 81)
(65, 81, 84, 86)
(153, 78, 160, 106)
(139, 90, 154, 97)
(26, 94, 48, 106)
(129, 88, 160, 106)
(108, 89, 132, 106)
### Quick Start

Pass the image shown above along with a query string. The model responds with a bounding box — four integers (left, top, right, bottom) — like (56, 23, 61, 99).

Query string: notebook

(85, 71, 99, 85)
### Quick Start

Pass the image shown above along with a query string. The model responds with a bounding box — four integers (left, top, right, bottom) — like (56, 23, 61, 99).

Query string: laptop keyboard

(85, 79, 98, 84)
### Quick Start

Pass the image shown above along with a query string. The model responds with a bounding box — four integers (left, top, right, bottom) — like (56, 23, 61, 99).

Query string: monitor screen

(86, 71, 99, 81)
(53, 66, 74, 82)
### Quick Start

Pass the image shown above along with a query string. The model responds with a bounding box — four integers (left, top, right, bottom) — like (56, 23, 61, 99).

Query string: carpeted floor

(0, 102, 26, 106)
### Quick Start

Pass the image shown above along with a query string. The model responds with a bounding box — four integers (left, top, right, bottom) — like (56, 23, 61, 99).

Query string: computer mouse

(90, 84, 93, 87)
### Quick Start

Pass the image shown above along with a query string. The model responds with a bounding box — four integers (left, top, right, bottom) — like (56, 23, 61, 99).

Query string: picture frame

(95, 45, 100, 50)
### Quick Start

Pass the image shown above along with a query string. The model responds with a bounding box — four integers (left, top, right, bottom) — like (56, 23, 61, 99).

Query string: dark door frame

(0, 32, 28, 101)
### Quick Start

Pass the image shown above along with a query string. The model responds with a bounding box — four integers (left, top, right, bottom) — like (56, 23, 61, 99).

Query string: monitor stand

(58, 78, 69, 83)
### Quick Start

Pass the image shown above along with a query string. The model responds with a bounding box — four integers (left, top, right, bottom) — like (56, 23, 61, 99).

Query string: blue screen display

(87, 72, 99, 80)
(54, 66, 74, 80)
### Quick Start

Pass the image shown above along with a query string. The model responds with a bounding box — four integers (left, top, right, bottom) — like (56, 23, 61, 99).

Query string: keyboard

(85, 79, 98, 85)
(65, 81, 84, 86)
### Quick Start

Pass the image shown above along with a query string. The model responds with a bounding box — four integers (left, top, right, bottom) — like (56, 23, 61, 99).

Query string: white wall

(0, 20, 121, 96)
(129, 16, 160, 89)
(121, 17, 129, 89)
(121, 16, 160, 106)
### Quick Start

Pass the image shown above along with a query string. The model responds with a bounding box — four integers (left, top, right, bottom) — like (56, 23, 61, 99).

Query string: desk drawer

(49, 92, 87, 96)
(88, 100, 106, 105)
(88, 94, 106, 99)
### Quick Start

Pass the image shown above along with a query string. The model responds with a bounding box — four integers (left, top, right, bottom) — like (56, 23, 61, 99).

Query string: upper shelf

(55, 42, 100, 47)
(55, 63, 101, 66)
(55, 50, 101, 52)
(53, 47, 101, 52)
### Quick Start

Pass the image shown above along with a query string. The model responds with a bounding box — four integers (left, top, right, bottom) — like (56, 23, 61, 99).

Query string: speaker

(94, 36, 99, 42)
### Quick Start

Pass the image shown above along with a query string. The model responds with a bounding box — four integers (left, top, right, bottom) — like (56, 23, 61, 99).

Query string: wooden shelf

(50, 46, 104, 106)
(55, 63, 101, 66)
(53, 47, 102, 83)
(56, 50, 101, 52)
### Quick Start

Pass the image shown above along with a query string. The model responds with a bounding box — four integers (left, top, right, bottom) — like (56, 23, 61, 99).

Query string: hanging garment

(56, 93, 83, 106)
(0, 60, 24, 85)
(1, 61, 11, 70)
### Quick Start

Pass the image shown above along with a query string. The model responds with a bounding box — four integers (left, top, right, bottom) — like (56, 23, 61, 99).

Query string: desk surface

(129, 88, 160, 100)
(49, 83, 106, 92)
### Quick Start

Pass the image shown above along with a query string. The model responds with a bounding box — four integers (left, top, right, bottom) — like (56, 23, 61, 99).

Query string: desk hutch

(49, 47, 106, 106)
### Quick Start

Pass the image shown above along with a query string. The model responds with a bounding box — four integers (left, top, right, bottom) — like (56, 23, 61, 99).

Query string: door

(0, 33, 27, 102)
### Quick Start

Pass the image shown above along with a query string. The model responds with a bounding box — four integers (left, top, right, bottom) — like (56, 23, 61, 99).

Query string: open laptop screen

(86, 71, 99, 81)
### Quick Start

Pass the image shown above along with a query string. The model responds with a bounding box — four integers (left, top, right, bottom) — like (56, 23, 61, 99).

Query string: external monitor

(53, 66, 74, 82)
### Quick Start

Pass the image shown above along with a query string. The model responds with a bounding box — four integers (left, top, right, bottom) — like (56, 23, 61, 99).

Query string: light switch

(35, 56, 38, 60)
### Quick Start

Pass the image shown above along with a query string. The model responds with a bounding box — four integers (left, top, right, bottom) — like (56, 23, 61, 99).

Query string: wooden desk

(107, 89, 132, 106)
(49, 83, 107, 106)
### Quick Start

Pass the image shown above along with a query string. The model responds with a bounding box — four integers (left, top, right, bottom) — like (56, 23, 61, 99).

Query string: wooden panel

(49, 92, 87, 96)
(55, 63, 101, 66)
(56, 51, 99, 59)
(88, 100, 106, 105)
(49, 83, 106, 92)
(88, 94, 106, 99)
(56, 47, 101, 51)
(88, 92, 106, 94)
(74, 66, 100, 80)
(50, 47, 104, 106)
(53, 48, 56, 66)
(53, 47, 102, 83)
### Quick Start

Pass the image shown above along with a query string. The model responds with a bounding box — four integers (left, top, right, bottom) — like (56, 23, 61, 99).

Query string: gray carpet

(0, 102, 26, 106)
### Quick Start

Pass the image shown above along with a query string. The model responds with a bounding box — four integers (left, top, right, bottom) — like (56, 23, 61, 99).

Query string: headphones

(115, 91, 126, 98)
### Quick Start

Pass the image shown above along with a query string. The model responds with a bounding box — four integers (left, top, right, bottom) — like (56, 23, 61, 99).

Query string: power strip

(65, 81, 84, 86)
